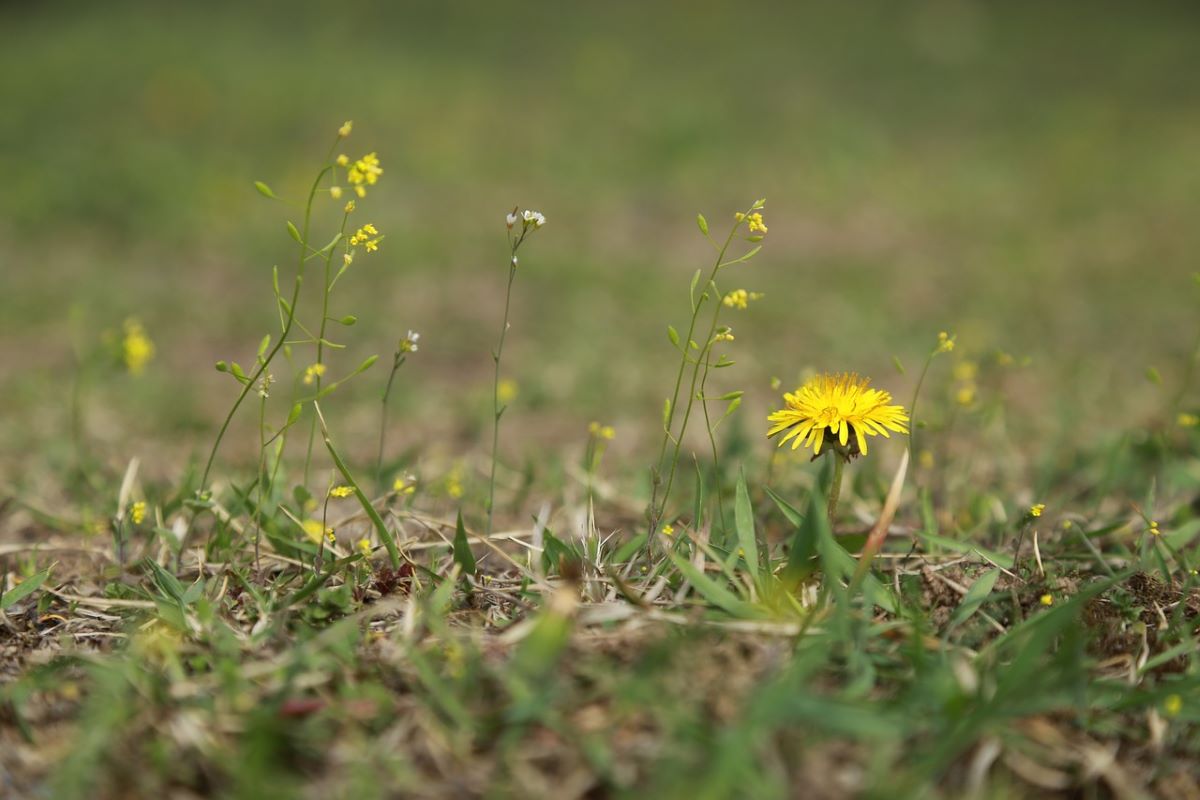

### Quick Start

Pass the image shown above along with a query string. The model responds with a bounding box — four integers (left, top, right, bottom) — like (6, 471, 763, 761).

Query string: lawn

(2, 2, 1199, 797)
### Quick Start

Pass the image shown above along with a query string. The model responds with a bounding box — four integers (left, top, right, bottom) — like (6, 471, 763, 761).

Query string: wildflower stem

(907, 352, 936, 457)
(487, 255, 519, 537)
(198, 146, 337, 495)
(697, 347, 728, 531)
(376, 351, 406, 489)
(649, 209, 749, 538)
(303, 213, 351, 487)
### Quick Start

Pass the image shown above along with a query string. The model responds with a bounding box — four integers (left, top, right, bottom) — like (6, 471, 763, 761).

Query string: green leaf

(286, 403, 303, 427)
(689, 269, 702, 309)
(669, 553, 762, 619)
(734, 471, 759, 582)
(0, 566, 52, 610)
(256, 335, 271, 359)
(696, 213, 709, 235)
(453, 511, 476, 574)
(254, 181, 277, 199)
(667, 325, 681, 348)
(946, 569, 1000, 632)
(286, 221, 303, 244)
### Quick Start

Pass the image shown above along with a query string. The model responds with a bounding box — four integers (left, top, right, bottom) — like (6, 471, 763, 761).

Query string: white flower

(506, 211, 520, 229)
(522, 209, 546, 228)
(400, 330, 420, 353)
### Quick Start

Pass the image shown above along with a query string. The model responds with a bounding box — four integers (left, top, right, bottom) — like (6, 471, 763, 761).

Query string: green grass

(2, 1, 1200, 797)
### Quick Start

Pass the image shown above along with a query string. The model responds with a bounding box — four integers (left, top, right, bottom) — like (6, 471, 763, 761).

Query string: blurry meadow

(3, 1, 1200, 798)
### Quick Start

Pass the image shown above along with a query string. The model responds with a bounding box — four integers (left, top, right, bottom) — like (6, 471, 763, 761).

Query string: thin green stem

(487, 257, 519, 536)
(907, 352, 936, 457)
(376, 351, 405, 489)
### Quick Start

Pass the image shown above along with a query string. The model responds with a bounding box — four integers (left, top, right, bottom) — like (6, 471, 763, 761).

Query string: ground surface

(2, 2, 1200, 798)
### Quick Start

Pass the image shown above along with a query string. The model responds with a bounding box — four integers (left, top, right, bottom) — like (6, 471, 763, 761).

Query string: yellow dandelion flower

(122, 318, 155, 376)
(303, 363, 326, 385)
(767, 372, 909, 457)
(330, 186, 343, 199)
(1164, 694, 1183, 717)
(1178, 413, 1199, 428)
(329, 485, 354, 498)
(1039, 593, 1053, 606)
(130, 500, 147, 525)
(356, 537, 372, 557)
(1030, 503, 1045, 518)
(338, 120, 353, 138)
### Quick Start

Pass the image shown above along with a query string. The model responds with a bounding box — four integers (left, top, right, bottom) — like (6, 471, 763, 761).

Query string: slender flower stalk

(376, 330, 420, 488)
(487, 209, 544, 535)
(649, 201, 765, 542)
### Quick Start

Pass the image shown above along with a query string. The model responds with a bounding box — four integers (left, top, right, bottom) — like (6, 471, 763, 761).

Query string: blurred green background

(2, 0, 1199, 485)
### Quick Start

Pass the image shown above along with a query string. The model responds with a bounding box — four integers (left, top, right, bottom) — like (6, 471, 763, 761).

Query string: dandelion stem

(826, 453, 846, 523)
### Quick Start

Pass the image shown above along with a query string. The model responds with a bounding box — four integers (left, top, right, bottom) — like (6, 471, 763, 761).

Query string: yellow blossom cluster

(588, 421, 616, 440)
(735, 211, 768, 234)
(303, 363, 326, 385)
(344, 152, 382, 197)
(349, 223, 380, 252)
(329, 485, 354, 498)
(722, 289, 764, 310)
(130, 500, 147, 525)
(302, 519, 335, 545)
(393, 475, 417, 496)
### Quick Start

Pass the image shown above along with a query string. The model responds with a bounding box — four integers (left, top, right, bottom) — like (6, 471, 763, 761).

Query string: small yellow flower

(1039, 593, 1053, 606)
(346, 151, 382, 195)
(329, 485, 354, 498)
(349, 224, 381, 252)
(497, 378, 519, 405)
(1164, 694, 1183, 717)
(329, 186, 343, 199)
(661, 524, 674, 537)
(768, 372, 909, 457)
(936, 331, 956, 353)
(356, 538, 372, 557)
(1029, 503, 1045, 518)
(955, 384, 976, 407)
(1178, 413, 1199, 428)
(344, 200, 356, 214)
(714, 328, 735, 343)
(343, 252, 353, 268)
(953, 360, 978, 382)
(302, 519, 333, 545)
(303, 363, 327, 385)
(336, 154, 350, 167)
(130, 501, 147, 525)
(122, 318, 155, 376)
(588, 421, 616, 440)
(393, 475, 417, 495)
(1149, 520, 1161, 536)
(338, 120, 353, 138)
(444, 467, 464, 499)
(736, 211, 768, 234)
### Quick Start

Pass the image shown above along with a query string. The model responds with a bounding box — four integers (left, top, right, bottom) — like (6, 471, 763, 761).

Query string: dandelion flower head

(767, 372, 908, 457)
